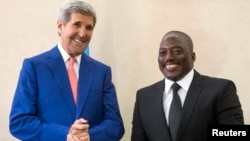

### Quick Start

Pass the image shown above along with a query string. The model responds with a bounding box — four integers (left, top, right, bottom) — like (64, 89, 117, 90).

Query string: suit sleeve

(88, 66, 125, 141)
(9, 59, 69, 141)
(216, 80, 244, 124)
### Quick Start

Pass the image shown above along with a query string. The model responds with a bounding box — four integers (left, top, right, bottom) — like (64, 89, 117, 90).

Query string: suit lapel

(152, 80, 167, 124)
(151, 80, 172, 140)
(47, 47, 76, 118)
(178, 70, 203, 140)
(76, 54, 94, 118)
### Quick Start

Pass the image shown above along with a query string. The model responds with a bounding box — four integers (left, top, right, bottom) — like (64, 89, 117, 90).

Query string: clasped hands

(67, 118, 90, 141)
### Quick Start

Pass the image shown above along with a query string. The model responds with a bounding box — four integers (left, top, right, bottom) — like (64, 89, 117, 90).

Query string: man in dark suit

(131, 30, 244, 141)
(9, 0, 124, 141)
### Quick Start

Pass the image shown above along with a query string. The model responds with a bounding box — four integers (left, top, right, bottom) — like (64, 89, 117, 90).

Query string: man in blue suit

(9, 0, 124, 141)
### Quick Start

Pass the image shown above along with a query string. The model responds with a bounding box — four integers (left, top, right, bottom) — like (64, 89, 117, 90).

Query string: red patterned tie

(68, 57, 78, 104)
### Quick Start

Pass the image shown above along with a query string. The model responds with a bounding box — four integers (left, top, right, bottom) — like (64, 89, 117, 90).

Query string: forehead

(160, 35, 184, 48)
(69, 12, 94, 23)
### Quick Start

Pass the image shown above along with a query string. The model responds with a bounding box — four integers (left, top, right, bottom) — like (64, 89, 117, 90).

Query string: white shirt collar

(164, 69, 194, 92)
(57, 43, 81, 64)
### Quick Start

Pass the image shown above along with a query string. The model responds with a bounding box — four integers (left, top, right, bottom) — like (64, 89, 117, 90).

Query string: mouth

(73, 38, 85, 44)
(164, 64, 178, 71)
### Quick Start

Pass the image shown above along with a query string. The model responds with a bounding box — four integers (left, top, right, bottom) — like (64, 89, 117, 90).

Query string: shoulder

(23, 46, 59, 63)
(138, 80, 163, 91)
(82, 55, 111, 74)
(136, 80, 164, 96)
(196, 71, 236, 89)
(84, 55, 110, 68)
(201, 74, 234, 85)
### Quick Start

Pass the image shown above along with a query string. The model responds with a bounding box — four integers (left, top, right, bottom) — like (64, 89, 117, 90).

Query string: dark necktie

(169, 83, 182, 141)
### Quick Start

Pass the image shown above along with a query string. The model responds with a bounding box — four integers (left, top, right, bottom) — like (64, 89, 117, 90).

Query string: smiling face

(158, 32, 196, 81)
(57, 12, 94, 56)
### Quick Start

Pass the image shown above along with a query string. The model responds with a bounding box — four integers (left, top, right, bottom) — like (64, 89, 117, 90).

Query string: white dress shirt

(163, 69, 194, 125)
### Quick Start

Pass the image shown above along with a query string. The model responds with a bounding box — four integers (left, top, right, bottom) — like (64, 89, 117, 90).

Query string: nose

(79, 27, 87, 37)
(165, 51, 174, 61)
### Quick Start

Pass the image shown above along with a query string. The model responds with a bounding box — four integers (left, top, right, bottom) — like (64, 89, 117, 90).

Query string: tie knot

(69, 57, 76, 66)
(171, 83, 181, 92)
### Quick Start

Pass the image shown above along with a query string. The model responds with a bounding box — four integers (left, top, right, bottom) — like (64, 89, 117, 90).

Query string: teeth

(166, 64, 177, 69)
(74, 38, 83, 43)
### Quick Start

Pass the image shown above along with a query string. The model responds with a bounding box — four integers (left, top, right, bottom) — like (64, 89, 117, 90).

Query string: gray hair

(58, 0, 96, 26)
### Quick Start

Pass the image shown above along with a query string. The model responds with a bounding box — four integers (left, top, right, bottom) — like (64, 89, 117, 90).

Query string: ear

(57, 20, 63, 36)
(192, 52, 196, 61)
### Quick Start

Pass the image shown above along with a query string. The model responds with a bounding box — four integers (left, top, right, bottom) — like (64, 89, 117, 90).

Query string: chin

(165, 73, 181, 81)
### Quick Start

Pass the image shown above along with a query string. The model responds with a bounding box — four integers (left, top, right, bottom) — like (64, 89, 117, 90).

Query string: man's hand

(67, 118, 90, 141)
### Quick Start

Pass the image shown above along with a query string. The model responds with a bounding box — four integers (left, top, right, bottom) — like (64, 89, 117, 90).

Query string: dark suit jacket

(9, 46, 124, 141)
(131, 70, 244, 141)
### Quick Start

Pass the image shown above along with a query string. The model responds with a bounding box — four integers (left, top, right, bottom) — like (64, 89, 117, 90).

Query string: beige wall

(1, 0, 250, 140)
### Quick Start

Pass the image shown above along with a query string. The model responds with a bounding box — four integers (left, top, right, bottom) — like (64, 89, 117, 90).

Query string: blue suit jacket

(9, 46, 124, 141)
